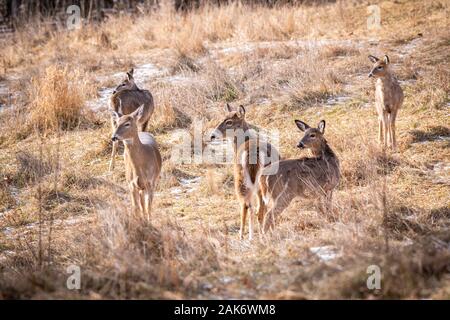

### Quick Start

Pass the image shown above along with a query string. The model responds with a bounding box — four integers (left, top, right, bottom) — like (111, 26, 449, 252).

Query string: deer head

(295, 119, 327, 152)
(368, 55, 390, 78)
(210, 103, 248, 141)
(113, 68, 137, 94)
(111, 104, 145, 142)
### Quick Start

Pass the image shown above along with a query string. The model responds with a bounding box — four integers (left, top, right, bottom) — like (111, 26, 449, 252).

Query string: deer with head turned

(259, 119, 340, 233)
(109, 68, 155, 171)
(210, 104, 280, 240)
(368, 54, 404, 150)
(111, 105, 162, 219)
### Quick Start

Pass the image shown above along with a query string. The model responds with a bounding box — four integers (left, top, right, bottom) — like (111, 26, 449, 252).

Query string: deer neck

(123, 131, 143, 156)
(232, 123, 251, 152)
(309, 140, 336, 160)
(379, 72, 396, 88)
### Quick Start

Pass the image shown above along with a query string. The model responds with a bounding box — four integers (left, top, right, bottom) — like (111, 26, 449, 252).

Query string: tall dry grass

(27, 66, 95, 133)
(0, 0, 449, 300)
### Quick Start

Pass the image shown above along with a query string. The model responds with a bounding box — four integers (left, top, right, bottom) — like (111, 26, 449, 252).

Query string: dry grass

(27, 66, 95, 133)
(0, 0, 449, 300)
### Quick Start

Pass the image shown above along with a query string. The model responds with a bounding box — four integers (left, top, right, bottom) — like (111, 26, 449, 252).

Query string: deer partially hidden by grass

(111, 105, 162, 220)
(109, 68, 155, 171)
(210, 104, 280, 240)
(368, 55, 404, 150)
(259, 120, 340, 233)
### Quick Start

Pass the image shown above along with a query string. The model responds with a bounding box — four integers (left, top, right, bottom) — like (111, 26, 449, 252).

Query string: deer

(111, 105, 162, 220)
(259, 119, 340, 233)
(109, 68, 155, 171)
(368, 55, 404, 150)
(210, 104, 280, 240)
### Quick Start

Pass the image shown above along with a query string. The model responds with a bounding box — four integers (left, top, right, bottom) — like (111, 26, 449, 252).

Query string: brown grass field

(0, 0, 449, 299)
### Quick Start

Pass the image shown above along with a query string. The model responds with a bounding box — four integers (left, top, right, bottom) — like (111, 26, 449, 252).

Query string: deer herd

(109, 54, 404, 240)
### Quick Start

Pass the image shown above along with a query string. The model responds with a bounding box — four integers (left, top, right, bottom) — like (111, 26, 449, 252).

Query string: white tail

(210, 104, 280, 240)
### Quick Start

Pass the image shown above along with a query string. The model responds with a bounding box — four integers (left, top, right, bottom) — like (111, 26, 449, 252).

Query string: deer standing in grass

(259, 120, 340, 233)
(111, 105, 162, 219)
(210, 104, 280, 240)
(109, 68, 155, 171)
(368, 55, 404, 150)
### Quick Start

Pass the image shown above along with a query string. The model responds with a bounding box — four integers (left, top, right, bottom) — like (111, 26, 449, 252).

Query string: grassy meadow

(0, 0, 449, 299)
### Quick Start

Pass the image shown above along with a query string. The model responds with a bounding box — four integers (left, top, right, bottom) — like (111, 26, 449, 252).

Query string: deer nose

(368, 73, 373, 78)
(297, 142, 305, 149)
(111, 135, 118, 142)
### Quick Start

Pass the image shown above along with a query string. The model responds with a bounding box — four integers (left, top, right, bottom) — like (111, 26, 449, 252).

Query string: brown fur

(111, 106, 162, 220)
(368, 55, 404, 150)
(259, 120, 340, 233)
(211, 104, 280, 240)
(109, 68, 155, 171)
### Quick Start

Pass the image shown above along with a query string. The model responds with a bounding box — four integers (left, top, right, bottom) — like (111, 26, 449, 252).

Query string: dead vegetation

(0, 0, 449, 299)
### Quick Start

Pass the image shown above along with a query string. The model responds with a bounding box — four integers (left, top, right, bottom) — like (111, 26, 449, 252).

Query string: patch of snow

(179, 177, 201, 186)
(86, 87, 115, 112)
(220, 276, 234, 284)
(163, 74, 202, 85)
(398, 79, 417, 85)
(3, 227, 14, 236)
(325, 95, 351, 106)
(87, 63, 168, 112)
(431, 162, 450, 185)
(310, 245, 341, 262)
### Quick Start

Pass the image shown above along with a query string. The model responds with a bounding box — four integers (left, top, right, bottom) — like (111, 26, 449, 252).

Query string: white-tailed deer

(109, 68, 155, 171)
(210, 104, 280, 240)
(111, 105, 162, 220)
(259, 120, 340, 233)
(368, 55, 404, 150)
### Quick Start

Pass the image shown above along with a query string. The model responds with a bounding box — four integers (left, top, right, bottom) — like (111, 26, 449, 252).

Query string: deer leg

(390, 112, 397, 150)
(378, 117, 383, 145)
(383, 114, 389, 147)
(130, 185, 140, 215)
(324, 191, 334, 220)
(262, 196, 291, 234)
(239, 203, 249, 240)
(256, 190, 265, 233)
(144, 188, 154, 221)
(248, 206, 254, 241)
(109, 140, 119, 171)
(136, 190, 143, 217)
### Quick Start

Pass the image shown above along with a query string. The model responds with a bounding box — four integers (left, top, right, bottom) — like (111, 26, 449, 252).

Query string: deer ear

(383, 55, 390, 64)
(368, 55, 379, 63)
(225, 103, 232, 113)
(318, 120, 326, 134)
(126, 68, 134, 80)
(295, 120, 310, 132)
(238, 105, 246, 118)
(131, 104, 145, 121)
(111, 111, 121, 122)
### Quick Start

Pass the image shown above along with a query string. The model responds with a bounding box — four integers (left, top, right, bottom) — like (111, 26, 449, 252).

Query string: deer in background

(259, 120, 340, 233)
(109, 68, 155, 171)
(111, 105, 162, 220)
(210, 104, 280, 240)
(368, 55, 404, 150)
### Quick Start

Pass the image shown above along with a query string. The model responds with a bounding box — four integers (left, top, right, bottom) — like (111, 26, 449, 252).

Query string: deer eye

(124, 123, 130, 127)
(310, 134, 316, 138)
(377, 66, 383, 70)
(225, 120, 233, 127)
